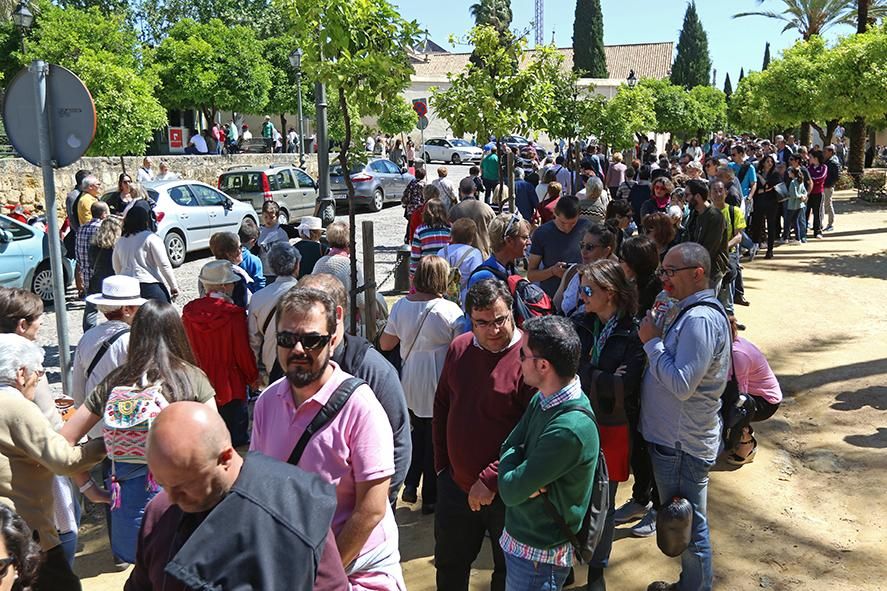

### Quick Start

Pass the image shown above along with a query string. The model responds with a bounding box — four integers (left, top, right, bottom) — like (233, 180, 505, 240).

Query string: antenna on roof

(534, 0, 544, 46)
(551, 28, 555, 46)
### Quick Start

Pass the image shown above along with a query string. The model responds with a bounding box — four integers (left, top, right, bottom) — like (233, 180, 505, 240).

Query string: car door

(167, 185, 213, 250)
(0, 217, 30, 288)
(382, 159, 410, 196)
(369, 160, 391, 195)
(273, 169, 297, 219)
(441, 139, 454, 161)
(189, 183, 242, 236)
(293, 169, 319, 218)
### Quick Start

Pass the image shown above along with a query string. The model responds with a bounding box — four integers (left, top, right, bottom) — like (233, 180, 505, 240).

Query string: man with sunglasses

(683, 179, 728, 293)
(251, 288, 404, 590)
(433, 280, 535, 591)
(637, 243, 731, 591)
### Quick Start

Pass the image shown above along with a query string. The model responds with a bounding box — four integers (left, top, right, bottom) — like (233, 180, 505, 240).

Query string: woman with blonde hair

(88, 215, 122, 296)
(379, 256, 463, 513)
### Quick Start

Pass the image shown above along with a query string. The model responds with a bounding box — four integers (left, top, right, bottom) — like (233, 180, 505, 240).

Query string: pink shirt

(251, 362, 398, 561)
(732, 338, 783, 404)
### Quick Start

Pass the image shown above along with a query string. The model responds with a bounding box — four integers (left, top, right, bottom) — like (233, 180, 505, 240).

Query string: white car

(143, 180, 260, 268)
(420, 138, 483, 164)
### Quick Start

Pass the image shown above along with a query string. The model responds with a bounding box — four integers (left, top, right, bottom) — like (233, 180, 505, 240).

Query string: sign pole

(31, 60, 72, 395)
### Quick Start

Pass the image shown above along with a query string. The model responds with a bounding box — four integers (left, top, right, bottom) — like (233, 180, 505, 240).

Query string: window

(295, 170, 315, 188)
(276, 170, 296, 190)
(168, 186, 198, 207)
(370, 161, 389, 174)
(382, 160, 402, 174)
(189, 184, 227, 207)
(220, 172, 261, 193)
(0, 217, 34, 241)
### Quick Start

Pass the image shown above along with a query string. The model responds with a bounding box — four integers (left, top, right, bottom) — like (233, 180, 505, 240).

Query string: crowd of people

(0, 129, 835, 591)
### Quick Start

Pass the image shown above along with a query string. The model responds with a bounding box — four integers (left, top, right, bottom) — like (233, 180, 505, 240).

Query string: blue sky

(394, 0, 856, 87)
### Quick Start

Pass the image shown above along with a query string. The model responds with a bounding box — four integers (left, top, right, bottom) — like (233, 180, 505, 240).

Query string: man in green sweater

(498, 316, 599, 591)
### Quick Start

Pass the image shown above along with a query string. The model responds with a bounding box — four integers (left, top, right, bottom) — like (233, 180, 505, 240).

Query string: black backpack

(539, 405, 610, 563)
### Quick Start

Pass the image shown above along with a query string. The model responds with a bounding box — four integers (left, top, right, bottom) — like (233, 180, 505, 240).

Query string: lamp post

(11, 1, 34, 53)
(288, 48, 306, 168)
(627, 69, 638, 88)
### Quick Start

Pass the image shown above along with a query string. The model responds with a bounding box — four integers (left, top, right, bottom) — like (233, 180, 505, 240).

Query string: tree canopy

(573, 0, 607, 78)
(671, 1, 712, 89)
(733, 0, 887, 40)
(469, 0, 512, 33)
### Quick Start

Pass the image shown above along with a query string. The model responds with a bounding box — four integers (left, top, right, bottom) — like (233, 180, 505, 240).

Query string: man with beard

(251, 287, 404, 590)
(126, 402, 347, 591)
(683, 179, 728, 294)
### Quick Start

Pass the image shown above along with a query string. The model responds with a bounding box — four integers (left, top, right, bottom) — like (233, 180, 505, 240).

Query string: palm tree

(469, 0, 513, 33)
(733, 0, 887, 40)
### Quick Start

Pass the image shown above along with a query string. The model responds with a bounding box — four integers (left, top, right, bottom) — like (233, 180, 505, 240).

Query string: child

(257, 201, 289, 283)
(238, 217, 266, 292)
(204, 232, 252, 307)
(784, 168, 808, 244)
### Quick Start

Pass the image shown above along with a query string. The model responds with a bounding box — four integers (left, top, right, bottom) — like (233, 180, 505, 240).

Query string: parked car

(330, 158, 415, 212)
(420, 138, 483, 164)
(0, 214, 74, 303)
(217, 164, 335, 227)
(142, 180, 260, 268)
(500, 135, 547, 160)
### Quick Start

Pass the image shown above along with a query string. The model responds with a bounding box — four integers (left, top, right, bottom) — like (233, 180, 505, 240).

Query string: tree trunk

(858, 0, 871, 34)
(280, 114, 287, 150)
(800, 122, 813, 147)
(809, 122, 826, 145)
(825, 119, 840, 144)
(337, 86, 359, 334)
(847, 117, 866, 183)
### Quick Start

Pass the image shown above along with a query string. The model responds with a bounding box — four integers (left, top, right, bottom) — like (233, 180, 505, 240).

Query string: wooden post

(506, 150, 515, 213)
(361, 220, 377, 343)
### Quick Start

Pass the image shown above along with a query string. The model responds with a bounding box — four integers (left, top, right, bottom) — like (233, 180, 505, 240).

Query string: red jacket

(182, 296, 258, 406)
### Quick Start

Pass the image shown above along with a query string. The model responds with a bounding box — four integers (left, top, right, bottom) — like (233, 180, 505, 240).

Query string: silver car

(330, 158, 415, 212)
(144, 180, 260, 268)
(217, 164, 336, 226)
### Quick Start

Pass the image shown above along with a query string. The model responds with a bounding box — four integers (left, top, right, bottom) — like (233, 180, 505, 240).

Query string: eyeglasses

(580, 285, 595, 298)
(276, 331, 332, 350)
(580, 242, 603, 252)
(0, 556, 16, 578)
(656, 266, 699, 278)
(518, 349, 543, 362)
(471, 314, 511, 330)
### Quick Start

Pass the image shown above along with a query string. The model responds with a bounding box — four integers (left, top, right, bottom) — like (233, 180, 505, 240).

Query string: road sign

(2, 64, 96, 167)
(412, 97, 428, 118)
(416, 116, 429, 130)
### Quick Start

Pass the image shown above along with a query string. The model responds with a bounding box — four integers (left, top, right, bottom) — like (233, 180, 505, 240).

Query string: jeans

(219, 399, 250, 447)
(405, 413, 436, 505)
(483, 178, 498, 204)
(783, 208, 805, 241)
(821, 187, 835, 227)
(503, 552, 571, 591)
(648, 443, 715, 591)
(806, 193, 823, 236)
(435, 468, 506, 591)
(139, 282, 171, 303)
(34, 545, 81, 591)
(82, 299, 98, 332)
(105, 462, 159, 564)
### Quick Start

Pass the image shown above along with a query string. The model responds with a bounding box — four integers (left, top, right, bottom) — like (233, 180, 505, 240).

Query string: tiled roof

(411, 42, 674, 80)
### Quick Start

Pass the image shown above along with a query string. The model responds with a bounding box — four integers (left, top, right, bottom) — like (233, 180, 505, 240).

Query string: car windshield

(147, 190, 160, 201)
(330, 164, 365, 176)
(219, 172, 263, 192)
(511, 136, 528, 144)
(450, 139, 471, 147)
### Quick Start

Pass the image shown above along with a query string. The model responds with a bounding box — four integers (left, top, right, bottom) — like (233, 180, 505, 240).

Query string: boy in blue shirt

(238, 218, 266, 293)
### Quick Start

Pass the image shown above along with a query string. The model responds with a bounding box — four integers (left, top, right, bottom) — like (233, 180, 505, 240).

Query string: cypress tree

(723, 72, 733, 100)
(573, 0, 608, 77)
(739, 67, 745, 82)
(670, 1, 712, 89)
(762, 42, 771, 70)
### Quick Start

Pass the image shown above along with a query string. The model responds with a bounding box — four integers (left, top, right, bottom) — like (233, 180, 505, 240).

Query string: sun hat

(198, 260, 240, 285)
(85, 275, 148, 307)
(296, 216, 322, 237)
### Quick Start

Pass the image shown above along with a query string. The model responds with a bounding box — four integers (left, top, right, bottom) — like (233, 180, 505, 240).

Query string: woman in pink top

(727, 317, 782, 465)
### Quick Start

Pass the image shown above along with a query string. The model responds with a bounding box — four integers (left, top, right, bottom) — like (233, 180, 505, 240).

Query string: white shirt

(137, 166, 154, 184)
(112, 231, 178, 291)
(247, 275, 299, 374)
(189, 133, 208, 153)
(242, 129, 253, 141)
(154, 171, 179, 181)
(257, 225, 290, 274)
(437, 243, 484, 304)
(431, 177, 458, 212)
(71, 320, 130, 438)
(552, 165, 573, 195)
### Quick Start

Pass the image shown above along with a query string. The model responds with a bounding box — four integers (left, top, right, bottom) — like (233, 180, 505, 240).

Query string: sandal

(725, 436, 758, 466)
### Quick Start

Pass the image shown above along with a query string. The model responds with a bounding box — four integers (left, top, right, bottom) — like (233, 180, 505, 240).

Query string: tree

(131, 0, 284, 44)
(733, 0, 887, 40)
(739, 67, 745, 82)
(11, 4, 165, 155)
(638, 78, 694, 137)
(688, 84, 727, 136)
(763, 41, 772, 69)
(572, 0, 607, 77)
(723, 72, 733, 99)
(154, 19, 272, 125)
(469, 0, 513, 33)
(377, 96, 418, 137)
(599, 83, 657, 150)
(281, 0, 421, 331)
(671, 1, 712, 89)
(729, 71, 778, 134)
(262, 38, 315, 137)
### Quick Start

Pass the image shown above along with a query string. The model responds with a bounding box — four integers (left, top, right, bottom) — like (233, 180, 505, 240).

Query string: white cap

(85, 275, 147, 307)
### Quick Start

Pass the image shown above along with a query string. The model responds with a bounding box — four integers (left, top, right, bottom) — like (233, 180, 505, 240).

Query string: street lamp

(288, 48, 306, 168)
(627, 69, 638, 88)
(11, 1, 34, 53)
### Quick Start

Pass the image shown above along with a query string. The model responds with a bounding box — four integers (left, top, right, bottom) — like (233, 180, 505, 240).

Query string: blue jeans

(105, 462, 159, 564)
(503, 551, 571, 591)
(648, 443, 715, 591)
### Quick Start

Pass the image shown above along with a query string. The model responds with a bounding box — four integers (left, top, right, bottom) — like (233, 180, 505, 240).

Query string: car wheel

(423, 152, 431, 163)
(278, 208, 290, 225)
(451, 153, 462, 165)
(370, 188, 384, 212)
(318, 201, 336, 226)
(164, 231, 186, 268)
(31, 261, 55, 304)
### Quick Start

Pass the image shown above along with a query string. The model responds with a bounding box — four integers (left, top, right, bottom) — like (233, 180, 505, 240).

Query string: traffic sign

(2, 64, 96, 167)
(412, 97, 428, 118)
(416, 116, 429, 130)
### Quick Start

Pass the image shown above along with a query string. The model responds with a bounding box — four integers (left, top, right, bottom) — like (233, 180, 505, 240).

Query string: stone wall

(0, 153, 320, 218)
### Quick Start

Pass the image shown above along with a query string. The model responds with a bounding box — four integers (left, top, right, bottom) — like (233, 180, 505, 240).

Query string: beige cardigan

(0, 386, 105, 550)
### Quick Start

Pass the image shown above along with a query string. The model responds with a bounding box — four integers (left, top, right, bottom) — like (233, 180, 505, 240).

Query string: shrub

(857, 170, 887, 203)
(835, 170, 855, 191)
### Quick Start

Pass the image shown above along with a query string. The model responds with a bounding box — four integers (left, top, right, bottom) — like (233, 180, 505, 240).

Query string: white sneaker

(631, 508, 658, 538)
(613, 498, 652, 525)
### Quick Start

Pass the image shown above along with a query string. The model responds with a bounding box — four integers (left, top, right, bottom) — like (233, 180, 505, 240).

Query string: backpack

(443, 246, 474, 307)
(469, 265, 554, 327)
(539, 405, 610, 563)
(103, 380, 168, 509)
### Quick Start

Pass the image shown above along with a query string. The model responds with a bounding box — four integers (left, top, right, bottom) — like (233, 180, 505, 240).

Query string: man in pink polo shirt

(251, 287, 404, 591)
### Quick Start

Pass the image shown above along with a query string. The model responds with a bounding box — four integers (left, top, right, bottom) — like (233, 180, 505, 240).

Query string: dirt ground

(77, 190, 887, 590)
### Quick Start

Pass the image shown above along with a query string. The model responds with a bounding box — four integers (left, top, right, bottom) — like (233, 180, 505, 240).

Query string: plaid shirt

(75, 218, 101, 287)
(499, 378, 583, 567)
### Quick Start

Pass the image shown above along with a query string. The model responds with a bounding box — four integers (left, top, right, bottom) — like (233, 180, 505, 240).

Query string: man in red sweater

(432, 279, 534, 591)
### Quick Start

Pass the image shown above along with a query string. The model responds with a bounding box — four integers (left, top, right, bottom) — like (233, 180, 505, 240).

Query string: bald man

(125, 402, 347, 591)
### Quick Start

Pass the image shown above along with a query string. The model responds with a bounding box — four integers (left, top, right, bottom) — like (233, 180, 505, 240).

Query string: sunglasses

(656, 266, 698, 278)
(504, 211, 522, 238)
(580, 285, 594, 298)
(0, 556, 15, 578)
(580, 242, 603, 252)
(276, 331, 332, 350)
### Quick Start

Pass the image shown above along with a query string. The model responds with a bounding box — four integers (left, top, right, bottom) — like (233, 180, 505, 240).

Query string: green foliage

(762, 36, 829, 125)
(572, 0, 607, 77)
(671, 1, 712, 89)
(688, 84, 727, 134)
(599, 83, 656, 151)
(261, 39, 314, 120)
(821, 24, 887, 121)
(13, 4, 164, 155)
(723, 72, 733, 99)
(540, 69, 606, 141)
(154, 19, 272, 121)
(377, 96, 417, 136)
(728, 71, 778, 134)
(763, 41, 771, 69)
(131, 0, 285, 44)
(733, 0, 887, 41)
(0, 21, 19, 85)
(469, 0, 513, 33)
(639, 78, 693, 135)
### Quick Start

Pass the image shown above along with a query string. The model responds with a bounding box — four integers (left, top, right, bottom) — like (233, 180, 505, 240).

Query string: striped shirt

(499, 378, 583, 567)
(410, 224, 451, 276)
